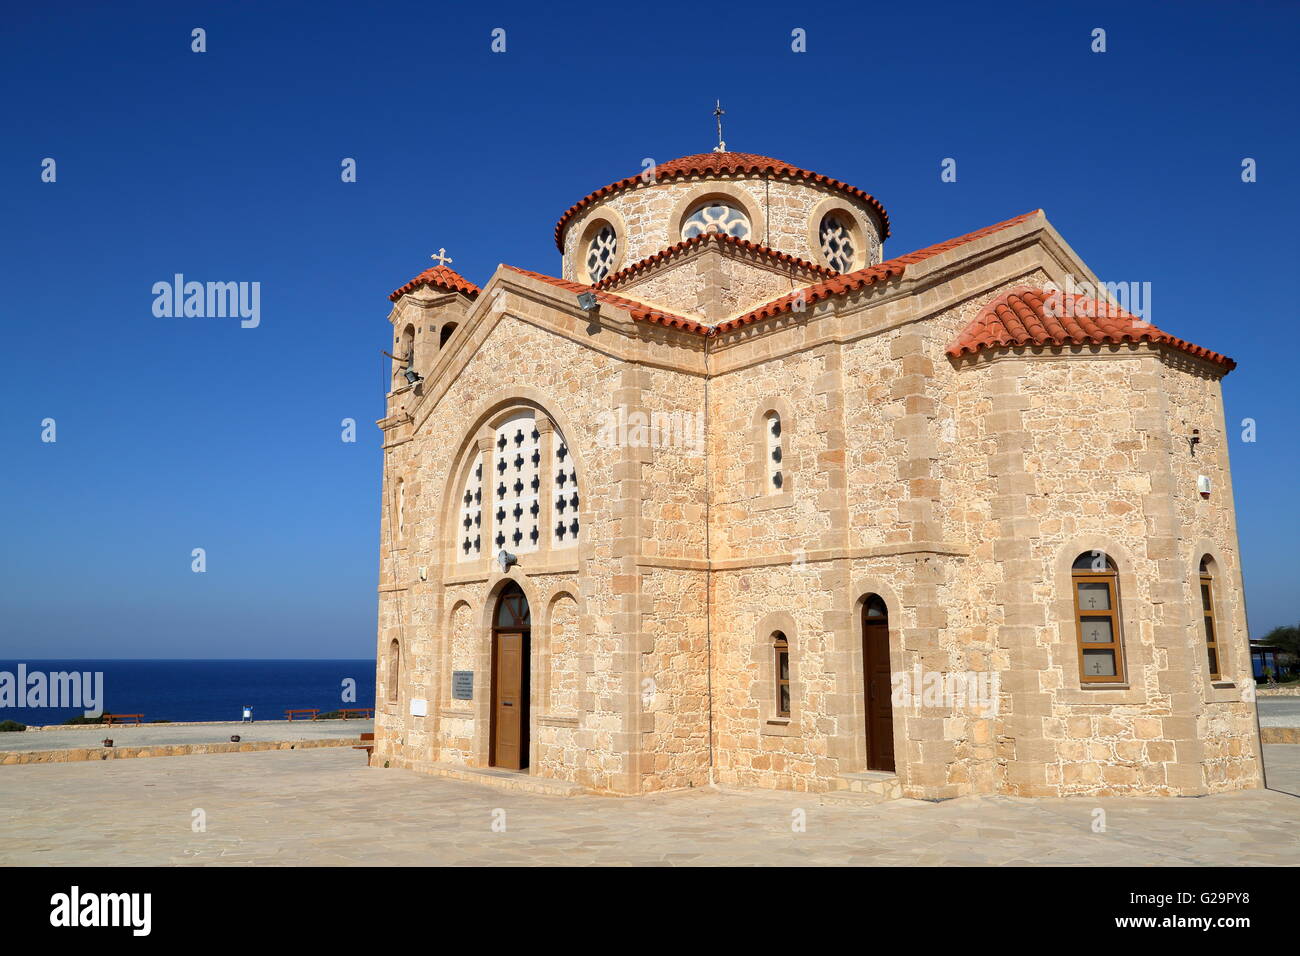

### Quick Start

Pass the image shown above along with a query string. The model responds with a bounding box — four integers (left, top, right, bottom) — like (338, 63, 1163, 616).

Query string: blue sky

(1, 1, 1296, 658)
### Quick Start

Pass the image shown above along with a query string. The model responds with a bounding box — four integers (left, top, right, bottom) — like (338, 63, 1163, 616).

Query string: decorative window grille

(492, 412, 542, 556)
(764, 411, 783, 491)
(682, 202, 751, 240)
(456, 458, 483, 561)
(586, 224, 618, 282)
(457, 410, 579, 561)
(552, 434, 580, 547)
(819, 214, 856, 272)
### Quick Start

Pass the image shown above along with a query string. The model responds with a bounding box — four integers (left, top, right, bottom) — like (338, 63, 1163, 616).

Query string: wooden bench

(284, 709, 319, 721)
(102, 713, 143, 725)
(354, 732, 375, 762)
(337, 708, 373, 720)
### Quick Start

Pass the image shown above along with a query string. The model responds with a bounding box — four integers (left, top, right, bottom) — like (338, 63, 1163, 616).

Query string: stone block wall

(561, 176, 883, 282)
(374, 209, 1260, 801)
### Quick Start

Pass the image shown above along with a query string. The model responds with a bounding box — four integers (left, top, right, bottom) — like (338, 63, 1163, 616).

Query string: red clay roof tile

(713, 210, 1042, 334)
(389, 265, 481, 302)
(554, 152, 891, 251)
(501, 265, 711, 335)
(947, 287, 1235, 371)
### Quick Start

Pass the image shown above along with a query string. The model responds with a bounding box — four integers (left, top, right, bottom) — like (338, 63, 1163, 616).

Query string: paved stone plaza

(1259, 697, 1300, 727)
(0, 746, 1295, 866)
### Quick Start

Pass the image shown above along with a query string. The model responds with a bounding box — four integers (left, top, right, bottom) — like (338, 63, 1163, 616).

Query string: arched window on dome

(819, 213, 857, 272)
(682, 201, 751, 240)
(586, 223, 618, 282)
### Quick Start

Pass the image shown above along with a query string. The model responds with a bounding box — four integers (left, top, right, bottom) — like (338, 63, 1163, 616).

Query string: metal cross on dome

(430, 248, 453, 267)
(712, 100, 726, 153)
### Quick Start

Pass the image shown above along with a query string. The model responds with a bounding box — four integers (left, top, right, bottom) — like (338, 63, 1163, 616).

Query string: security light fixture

(496, 549, 518, 574)
(404, 366, 423, 385)
(577, 292, 599, 311)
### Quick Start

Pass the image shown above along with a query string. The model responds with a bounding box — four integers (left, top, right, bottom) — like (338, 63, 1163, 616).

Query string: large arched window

(387, 639, 400, 703)
(1200, 556, 1221, 680)
(1072, 552, 1126, 684)
(456, 408, 580, 562)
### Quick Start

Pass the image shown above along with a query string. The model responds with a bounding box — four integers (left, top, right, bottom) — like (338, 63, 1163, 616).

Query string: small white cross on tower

(712, 100, 727, 153)
(430, 248, 453, 267)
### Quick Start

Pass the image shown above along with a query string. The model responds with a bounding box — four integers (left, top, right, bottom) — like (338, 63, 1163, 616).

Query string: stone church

(372, 148, 1262, 801)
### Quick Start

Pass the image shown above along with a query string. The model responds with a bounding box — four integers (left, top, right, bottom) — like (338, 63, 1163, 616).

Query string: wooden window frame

(774, 631, 791, 718)
(1072, 565, 1126, 684)
(1201, 567, 1221, 681)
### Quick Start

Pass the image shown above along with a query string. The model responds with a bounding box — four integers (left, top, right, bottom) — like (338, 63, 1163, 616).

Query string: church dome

(556, 151, 891, 284)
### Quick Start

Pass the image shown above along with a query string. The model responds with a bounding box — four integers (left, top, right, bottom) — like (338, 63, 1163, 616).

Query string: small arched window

(1200, 557, 1220, 680)
(586, 223, 618, 282)
(764, 410, 783, 491)
(682, 201, 751, 240)
(819, 213, 857, 272)
(387, 639, 400, 703)
(1072, 552, 1126, 684)
(773, 631, 791, 718)
(439, 322, 458, 348)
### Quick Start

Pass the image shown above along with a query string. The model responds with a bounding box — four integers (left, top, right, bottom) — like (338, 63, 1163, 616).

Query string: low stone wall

(1260, 727, 1300, 744)
(1256, 686, 1300, 697)
(18, 718, 363, 732)
(1, 737, 361, 765)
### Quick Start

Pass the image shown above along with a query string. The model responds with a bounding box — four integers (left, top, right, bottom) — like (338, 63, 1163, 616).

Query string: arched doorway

(490, 582, 531, 770)
(862, 594, 895, 772)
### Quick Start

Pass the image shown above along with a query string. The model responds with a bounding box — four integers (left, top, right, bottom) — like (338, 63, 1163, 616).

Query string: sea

(0, 660, 375, 726)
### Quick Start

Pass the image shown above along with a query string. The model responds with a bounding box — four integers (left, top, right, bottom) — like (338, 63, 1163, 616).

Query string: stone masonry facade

(371, 151, 1263, 800)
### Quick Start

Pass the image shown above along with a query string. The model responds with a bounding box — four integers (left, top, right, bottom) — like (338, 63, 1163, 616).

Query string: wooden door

(491, 630, 529, 770)
(863, 611, 895, 773)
